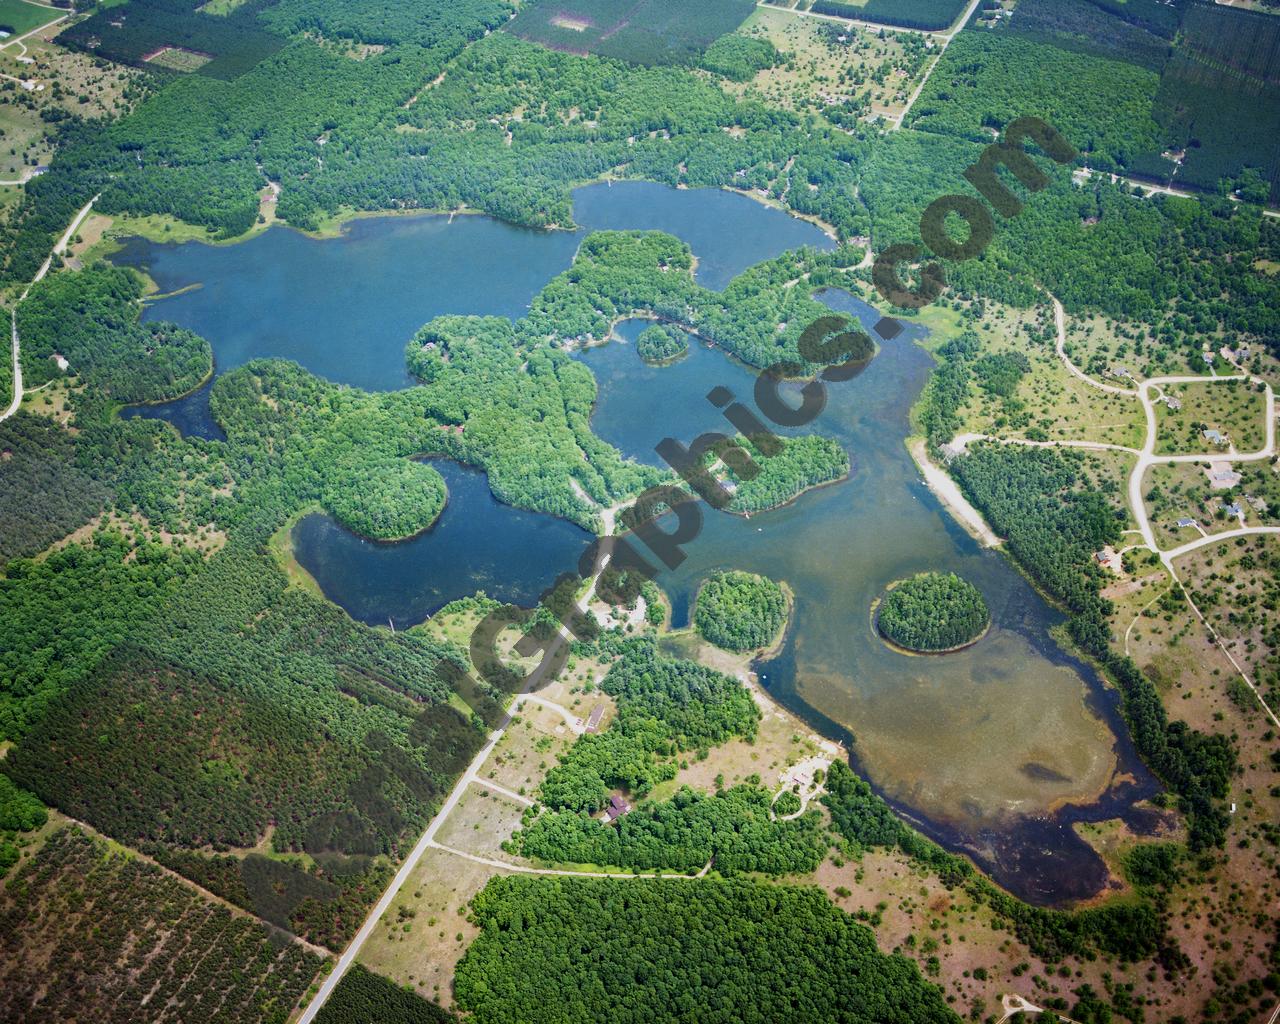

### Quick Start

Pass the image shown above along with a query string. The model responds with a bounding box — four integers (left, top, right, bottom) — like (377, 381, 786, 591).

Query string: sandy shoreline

(906, 437, 1001, 548)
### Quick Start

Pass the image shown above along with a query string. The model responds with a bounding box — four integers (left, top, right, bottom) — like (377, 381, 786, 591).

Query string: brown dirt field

(434, 786, 528, 864)
(356, 846, 497, 1008)
(482, 703, 577, 796)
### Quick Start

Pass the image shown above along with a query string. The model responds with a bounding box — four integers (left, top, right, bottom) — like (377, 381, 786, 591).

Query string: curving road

(1, 195, 98, 423)
(981, 294, 1280, 731)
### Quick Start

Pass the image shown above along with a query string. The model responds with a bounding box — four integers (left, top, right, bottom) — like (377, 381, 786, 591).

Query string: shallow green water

(117, 182, 1156, 903)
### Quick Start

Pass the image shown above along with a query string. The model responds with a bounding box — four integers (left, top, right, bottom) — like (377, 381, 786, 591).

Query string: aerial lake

(116, 181, 1157, 904)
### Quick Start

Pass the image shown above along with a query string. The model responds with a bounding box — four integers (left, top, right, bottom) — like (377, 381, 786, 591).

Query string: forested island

(716, 435, 850, 515)
(635, 323, 689, 364)
(875, 572, 990, 653)
(694, 570, 789, 652)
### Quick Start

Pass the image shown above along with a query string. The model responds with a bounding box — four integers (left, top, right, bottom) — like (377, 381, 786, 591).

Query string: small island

(875, 572, 990, 654)
(636, 322, 690, 364)
(694, 570, 788, 653)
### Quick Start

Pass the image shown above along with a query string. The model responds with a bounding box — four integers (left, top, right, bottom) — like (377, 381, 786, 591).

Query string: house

(1202, 351, 1215, 366)
(1202, 429, 1228, 447)
(603, 794, 631, 823)
(1160, 395, 1182, 412)
(1106, 366, 1132, 381)
(1093, 547, 1122, 573)
(1175, 517, 1197, 529)
(584, 704, 604, 734)
(1221, 502, 1245, 522)
(1206, 461, 1241, 489)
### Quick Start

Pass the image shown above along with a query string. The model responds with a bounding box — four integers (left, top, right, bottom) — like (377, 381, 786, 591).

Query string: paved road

(1075, 166, 1280, 220)
(295, 721, 510, 1024)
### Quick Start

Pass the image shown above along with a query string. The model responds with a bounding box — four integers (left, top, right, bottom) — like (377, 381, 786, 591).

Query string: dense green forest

(876, 571, 989, 652)
(0, 2, 1275, 1016)
(59, 0, 288, 81)
(908, 32, 1162, 173)
(516, 638, 825, 873)
(506, 0, 755, 66)
(314, 965, 454, 1024)
(719, 434, 850, 514)
(809, 0, 966, 31)
(0, 414, 109, 569)
(0, 530, 203, 740)
(531, 638, 759, 820)
(263, 0, 513, 48)
(0, 773, 45, 876)
(700, 33, 778, 82)
(455, 875, 959, 1024)
(19, 266, 211, 404)
(694, 569, 788, 651)
(321, 455, 447, 541)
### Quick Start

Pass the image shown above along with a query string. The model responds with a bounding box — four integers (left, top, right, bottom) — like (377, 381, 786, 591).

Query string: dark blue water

(290, 461, 593, 630)
(117, 180, 835, 423)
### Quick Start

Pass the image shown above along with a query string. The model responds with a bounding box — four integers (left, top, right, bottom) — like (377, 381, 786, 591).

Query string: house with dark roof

(603, 794, 631, 823)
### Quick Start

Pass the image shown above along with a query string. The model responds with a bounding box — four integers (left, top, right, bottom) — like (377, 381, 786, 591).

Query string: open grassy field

(1065, 310, 1210, 381)
(0, 28, 142, 181)
(1173, 533, 1280, 709)
(723, 6, 935, 123)
(936, 299, 1147, 450)
(0, 0, 62, 38)
(1153, 378, 1268, 456)
(1144, 460, 1280, 549)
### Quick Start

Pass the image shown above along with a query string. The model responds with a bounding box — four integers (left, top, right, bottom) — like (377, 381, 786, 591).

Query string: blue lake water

(115, 181, 1156, 904)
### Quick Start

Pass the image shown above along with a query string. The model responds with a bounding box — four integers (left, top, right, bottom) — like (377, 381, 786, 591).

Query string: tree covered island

(875, 572, 990, 653)
(636, 323, 690, 364)
(695, 569, 789, 652)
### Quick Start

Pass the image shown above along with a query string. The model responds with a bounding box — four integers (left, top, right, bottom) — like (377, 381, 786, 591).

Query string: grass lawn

(0, 0, 61, 38)
(1153, 378, 1268, 456)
